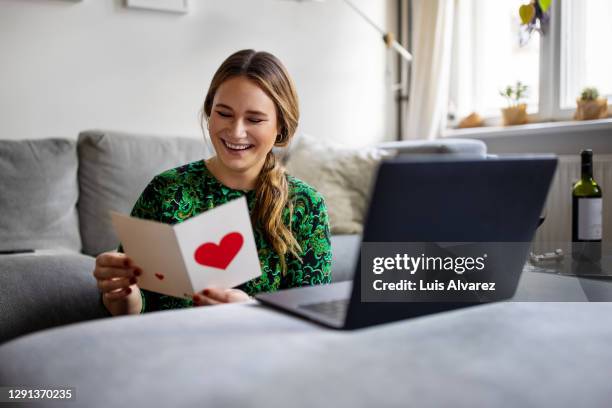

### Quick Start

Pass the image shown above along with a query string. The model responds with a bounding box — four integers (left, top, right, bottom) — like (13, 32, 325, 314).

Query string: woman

(93, 49, 332, 315)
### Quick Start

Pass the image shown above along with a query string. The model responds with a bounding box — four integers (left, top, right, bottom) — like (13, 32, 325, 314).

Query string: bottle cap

(581, 149, 593, 158)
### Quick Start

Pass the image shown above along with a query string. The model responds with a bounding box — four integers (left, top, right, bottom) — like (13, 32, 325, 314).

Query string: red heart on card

(194, 232, 243, 270)
(155, 273, 165, 280)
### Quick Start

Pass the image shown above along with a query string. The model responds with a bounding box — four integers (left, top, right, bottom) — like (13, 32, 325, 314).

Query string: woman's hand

(192, 288, 250, 306)
(93, 251, 143, 315)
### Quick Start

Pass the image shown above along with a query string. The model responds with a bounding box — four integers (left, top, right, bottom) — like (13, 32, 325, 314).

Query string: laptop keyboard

(298, 298, 349, 321)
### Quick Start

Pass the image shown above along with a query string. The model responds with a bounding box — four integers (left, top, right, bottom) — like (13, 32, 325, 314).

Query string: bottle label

(578, 198, 602, 240)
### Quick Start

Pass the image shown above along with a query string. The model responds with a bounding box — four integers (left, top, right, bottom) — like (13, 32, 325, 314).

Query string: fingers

(93, 251, 143, 302)
(97, 277, 137, 293)
(93, 252, 143, 296)
(192, 288, 250, 306)
(102, 286, 134, 301)
(94, 266, 135, 280)
(192, 289, 222, 306)
(225, 289, 251, 303)
(192, 296, 221, 306)
(201, 287, 229, 302)
(96, 252, 132, 269)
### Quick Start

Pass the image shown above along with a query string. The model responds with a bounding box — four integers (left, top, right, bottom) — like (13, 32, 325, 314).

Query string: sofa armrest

(0, 252, 110, 344)
(377, 138, 487, 157)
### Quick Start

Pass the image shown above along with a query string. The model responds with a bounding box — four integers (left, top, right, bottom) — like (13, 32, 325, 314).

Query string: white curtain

(404, 0, 455, 140)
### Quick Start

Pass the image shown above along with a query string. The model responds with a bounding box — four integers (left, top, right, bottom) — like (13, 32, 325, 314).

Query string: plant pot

(501, 104, 528, 126)
(574, 98, 608, 120)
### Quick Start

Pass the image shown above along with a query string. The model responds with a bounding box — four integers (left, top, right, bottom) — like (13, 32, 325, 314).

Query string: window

(448, 0, 612, 127)
(450, 0, 540, 120)
(560, 0, 612, 109)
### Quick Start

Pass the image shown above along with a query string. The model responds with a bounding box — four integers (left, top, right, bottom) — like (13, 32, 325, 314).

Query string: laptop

(256, 155, 558, 330)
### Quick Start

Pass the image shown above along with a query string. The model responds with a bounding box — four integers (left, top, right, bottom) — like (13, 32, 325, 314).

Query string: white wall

(0, 0, 397, 146)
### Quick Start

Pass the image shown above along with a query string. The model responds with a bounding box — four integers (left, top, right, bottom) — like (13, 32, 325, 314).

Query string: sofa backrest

(0, 138, 81, 253)
(0, 131, 487, 256)
(77, 130, 214, 256)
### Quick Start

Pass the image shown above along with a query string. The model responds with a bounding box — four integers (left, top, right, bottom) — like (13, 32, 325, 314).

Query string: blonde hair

(201, 49, 301, 274)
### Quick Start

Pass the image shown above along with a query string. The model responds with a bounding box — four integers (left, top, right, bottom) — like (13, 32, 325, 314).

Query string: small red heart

(155, 273, 165, 280)
(194, 232, 243, 270)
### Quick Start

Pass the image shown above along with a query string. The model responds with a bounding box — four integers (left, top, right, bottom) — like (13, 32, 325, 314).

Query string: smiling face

(207, 76, 279, 176)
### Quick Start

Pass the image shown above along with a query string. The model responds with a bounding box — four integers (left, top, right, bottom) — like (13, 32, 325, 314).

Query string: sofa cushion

(286, 136, 488, 235)
(0, 138, 81, 252)
(0, 251, 108, 344)
(2, 300, 612, 407)
(286, 134, 390, 234)
(77, 130, 214, 256)
(330, 234, 360, 282)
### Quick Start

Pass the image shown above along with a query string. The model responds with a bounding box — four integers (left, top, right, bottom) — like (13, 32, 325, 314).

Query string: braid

(252, 151, 301, 275)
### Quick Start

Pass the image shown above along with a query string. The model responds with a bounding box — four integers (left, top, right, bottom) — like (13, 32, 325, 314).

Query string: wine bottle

(571, 149, 602, 262)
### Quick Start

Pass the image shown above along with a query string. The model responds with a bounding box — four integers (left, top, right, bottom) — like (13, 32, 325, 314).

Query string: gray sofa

(0, 130, 486, 344)
(3, 132, 612, 408)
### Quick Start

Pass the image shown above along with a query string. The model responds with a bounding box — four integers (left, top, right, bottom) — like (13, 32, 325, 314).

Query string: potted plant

(500, 81, 529, 126)
(518, 0, 552, 45)
(574, 87, 608, 120)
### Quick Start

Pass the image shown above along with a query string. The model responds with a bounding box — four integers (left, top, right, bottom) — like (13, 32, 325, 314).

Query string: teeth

(224, 140, 252, 150)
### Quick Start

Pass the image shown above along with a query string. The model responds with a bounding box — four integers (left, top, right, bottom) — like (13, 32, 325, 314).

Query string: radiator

(533, 154, 611, 250)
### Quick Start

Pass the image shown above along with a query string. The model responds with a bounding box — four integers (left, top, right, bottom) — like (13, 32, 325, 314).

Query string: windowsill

(441, 117, 612, 140)
(440, 117, 612, 155)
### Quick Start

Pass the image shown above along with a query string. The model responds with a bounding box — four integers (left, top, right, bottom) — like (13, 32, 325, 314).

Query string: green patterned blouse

(117, 159, 332, 313)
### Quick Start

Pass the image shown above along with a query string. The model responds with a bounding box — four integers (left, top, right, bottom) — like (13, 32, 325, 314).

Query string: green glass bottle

(571, 149, 602, 262)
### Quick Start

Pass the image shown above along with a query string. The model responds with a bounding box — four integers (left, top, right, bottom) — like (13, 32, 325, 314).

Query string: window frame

(447, 0, 605, 130)
(539, 0, 576, 122)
